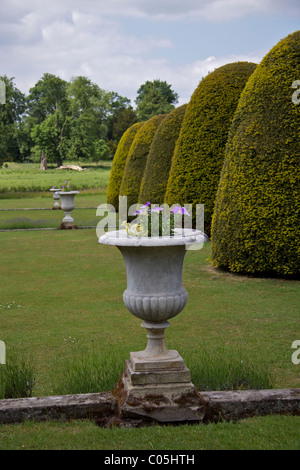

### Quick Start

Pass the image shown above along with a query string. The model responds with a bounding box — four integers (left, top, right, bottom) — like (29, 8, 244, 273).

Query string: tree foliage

(211, 31, 300, 277)
(0, 76, 26, 166)
(135, 80, 178, 121)
(164, 62, 257, 235)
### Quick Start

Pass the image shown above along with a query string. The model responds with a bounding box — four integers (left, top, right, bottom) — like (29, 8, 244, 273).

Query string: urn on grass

(58, 182, 79, 229)
(98, 203, 207, 422)
(49, 187, 62, 210)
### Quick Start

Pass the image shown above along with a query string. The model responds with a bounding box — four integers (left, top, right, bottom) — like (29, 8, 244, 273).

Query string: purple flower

(133, 202, 151, 215)
(151, 207, 163, 212)
(172, 206, 191, 216)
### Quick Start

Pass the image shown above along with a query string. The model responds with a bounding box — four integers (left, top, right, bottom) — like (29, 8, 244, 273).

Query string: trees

(66, 76, 110, 162)
(135, 80, 178, 121)
(0, 76, 26, 166)
(26, 74, 134, 166)
(27, 74, 70, 167)
(211, 31, 300, 277)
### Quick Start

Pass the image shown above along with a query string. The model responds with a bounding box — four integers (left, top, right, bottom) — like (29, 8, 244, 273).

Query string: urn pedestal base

(117, 360, 206, 423)
(59, 221, 78, 230)
(116, 321, 206, 423)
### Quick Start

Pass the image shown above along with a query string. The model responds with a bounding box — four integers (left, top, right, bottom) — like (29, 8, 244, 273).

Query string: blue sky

(1, 0, 300, 106)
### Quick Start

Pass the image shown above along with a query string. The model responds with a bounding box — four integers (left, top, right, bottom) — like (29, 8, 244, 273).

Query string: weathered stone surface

(0, 389, 299, 426)
(202, 388, 300, 422)
(0, 392, 116, 425)
(116, 369, 206, 423)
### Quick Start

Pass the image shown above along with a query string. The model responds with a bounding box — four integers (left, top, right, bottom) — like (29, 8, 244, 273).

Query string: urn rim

(98, 228, 206, 247)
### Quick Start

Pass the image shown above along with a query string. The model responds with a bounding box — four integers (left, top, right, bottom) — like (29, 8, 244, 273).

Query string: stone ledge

(202, 388, 300, 423)
(0, 389, 299, 426)
(0, 392, 116, 425)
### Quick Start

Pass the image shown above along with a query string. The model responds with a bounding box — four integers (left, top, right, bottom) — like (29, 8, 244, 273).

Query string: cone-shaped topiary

(211, 31, 300, 277)
(120, 114, 167, 210)
(139, 104, 187, 205)
(106, 122, 144, 211)
(165, 62, 257, 235)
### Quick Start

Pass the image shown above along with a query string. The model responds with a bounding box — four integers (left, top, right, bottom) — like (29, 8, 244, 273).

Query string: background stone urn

(99, 228, 207, 422)
(58, 191, 80, 229)
(49, 188, 62, 210)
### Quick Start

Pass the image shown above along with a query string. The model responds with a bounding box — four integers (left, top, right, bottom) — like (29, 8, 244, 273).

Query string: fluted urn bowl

(99, 229, 204, 323)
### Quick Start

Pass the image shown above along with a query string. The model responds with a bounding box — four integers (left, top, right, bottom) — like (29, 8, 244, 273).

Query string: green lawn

(0, 229, 299, 395)
(0, 161, 111, 193)
(0, 415, 299, 450)
(0, 193, 107, 229)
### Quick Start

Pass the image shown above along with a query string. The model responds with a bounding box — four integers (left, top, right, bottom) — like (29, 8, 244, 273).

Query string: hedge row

(211, 30, 300, 276)
(106, 122, 144, 211)
(119, 114, 167, 211)
(139, 104, 187, 205)
(164, 62, 257, 235)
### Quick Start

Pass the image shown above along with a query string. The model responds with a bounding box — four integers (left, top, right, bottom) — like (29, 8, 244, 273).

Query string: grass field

(0, 162, 111, 193)
(0, 163, 299, 450)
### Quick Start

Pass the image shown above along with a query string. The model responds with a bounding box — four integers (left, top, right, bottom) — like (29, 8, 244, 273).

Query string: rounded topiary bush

(120, 114, 167, 210)
(139, 104, 187, 205)
(211, 30, 300, 277)
(164, 62, 257, 235)
(106, 121, 144, 211)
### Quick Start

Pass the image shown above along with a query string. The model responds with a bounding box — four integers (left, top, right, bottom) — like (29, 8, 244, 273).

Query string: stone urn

(98, 228, 207, 422)
(49, 188, 62, 210)
(58, 191, 80, 229)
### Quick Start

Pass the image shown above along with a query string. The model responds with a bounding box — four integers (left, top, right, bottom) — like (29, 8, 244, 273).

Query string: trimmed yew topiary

(106, 122, 144, 211)
(139, 104, 187, 204)
(211, 30, 300, 277)
(120, 114, 167, 210)
(164, 62, 257, 235)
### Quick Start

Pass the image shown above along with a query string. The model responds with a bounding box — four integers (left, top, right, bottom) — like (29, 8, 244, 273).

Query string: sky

(1, 0, 300, 107)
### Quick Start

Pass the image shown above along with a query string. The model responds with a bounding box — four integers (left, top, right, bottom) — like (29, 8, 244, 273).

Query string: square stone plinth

(116, 358, 206, 423)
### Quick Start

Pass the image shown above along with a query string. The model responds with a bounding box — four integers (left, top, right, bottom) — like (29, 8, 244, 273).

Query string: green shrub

(139, 104, 187, 204)
(211, 31, 300, 277)
(120, 114, 167, 210)
(165, 62, 256, 235)
(106, 122, 144, 211)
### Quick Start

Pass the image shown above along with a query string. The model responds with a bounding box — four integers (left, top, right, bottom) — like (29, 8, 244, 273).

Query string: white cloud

(0, 0, 296, 107)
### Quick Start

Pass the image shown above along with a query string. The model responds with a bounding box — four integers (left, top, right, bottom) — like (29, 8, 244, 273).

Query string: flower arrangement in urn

(61, 181, 72, 192)
(122, 201, 191, 238)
